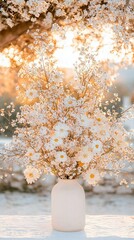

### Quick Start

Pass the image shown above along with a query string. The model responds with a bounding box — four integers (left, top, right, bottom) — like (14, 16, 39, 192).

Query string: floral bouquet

(0, 49, 133, 186)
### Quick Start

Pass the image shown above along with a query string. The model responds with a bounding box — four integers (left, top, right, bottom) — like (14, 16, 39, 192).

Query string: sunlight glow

(54, 31, 79, 68)
(53, 25, 133, 68)
(0, 53, 11, 67)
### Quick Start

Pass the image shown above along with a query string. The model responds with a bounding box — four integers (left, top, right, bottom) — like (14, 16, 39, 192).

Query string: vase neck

(58, 178, 77, 183)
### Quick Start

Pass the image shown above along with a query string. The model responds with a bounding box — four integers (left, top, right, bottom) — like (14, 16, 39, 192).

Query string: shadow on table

(46, 231, 132, 240)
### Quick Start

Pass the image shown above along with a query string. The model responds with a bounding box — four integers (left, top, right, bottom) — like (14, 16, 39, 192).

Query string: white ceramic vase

(51, 179, 85, 232)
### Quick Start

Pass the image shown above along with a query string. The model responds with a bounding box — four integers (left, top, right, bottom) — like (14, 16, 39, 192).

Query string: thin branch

(125, 0, 130, 8)
(120, 105, 134, 116)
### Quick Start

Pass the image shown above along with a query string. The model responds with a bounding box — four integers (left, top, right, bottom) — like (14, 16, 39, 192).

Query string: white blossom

(55, 151, 68, 162)
(24, 166, 40, 184)
(64, 96, 77, 108)
(50, 135, 63, 148)
(78, 115, 94, 128)
(26, 148, 40, 161)
(76, 146, 93, 163)
(54, 122, 70, 138)
(84, 168, 100, 185)
(26, 89, 38, 100)
(92, 140, 103, 154)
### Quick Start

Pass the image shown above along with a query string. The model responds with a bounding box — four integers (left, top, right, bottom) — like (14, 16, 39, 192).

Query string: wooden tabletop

(0, 215, 133, 239)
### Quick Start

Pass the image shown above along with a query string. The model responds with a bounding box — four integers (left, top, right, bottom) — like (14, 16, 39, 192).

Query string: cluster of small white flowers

(0, 51, 133, 185)
(0, 0, 134, 185)
(0, 0, 133, 44)
(0, 0, 50, 30)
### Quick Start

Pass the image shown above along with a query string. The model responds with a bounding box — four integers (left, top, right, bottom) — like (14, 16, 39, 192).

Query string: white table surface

(0, 215, 133, 239)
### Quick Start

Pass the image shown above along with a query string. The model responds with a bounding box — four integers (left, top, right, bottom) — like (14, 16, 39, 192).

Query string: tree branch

(0, 21, 31, 51)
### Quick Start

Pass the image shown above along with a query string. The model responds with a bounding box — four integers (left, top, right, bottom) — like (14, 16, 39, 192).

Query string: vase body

(51, 179, 85, 232)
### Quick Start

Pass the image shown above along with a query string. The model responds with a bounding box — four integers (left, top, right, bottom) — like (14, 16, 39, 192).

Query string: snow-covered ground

(0, 192, 133, 215)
